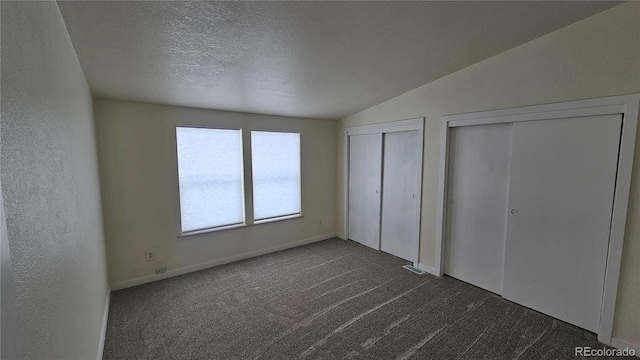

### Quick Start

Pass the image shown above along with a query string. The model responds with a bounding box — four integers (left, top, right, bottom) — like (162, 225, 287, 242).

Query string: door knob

(449, 199, 454, 204)
(375, 190, 380, 194)
(412, 194, 417, 198)
(510, 209, 518, 215)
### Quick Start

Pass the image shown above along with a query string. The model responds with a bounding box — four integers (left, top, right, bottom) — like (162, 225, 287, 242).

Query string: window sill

(178, 214, 303, 238)
(178, 223, 247, 238)
(253, 213, 303, 225)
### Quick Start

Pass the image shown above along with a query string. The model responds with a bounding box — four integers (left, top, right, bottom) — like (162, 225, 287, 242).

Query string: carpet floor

(104, 238, 616, 359)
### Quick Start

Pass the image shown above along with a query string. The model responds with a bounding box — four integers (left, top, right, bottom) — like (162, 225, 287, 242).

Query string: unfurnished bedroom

(1, 1, 639, 359)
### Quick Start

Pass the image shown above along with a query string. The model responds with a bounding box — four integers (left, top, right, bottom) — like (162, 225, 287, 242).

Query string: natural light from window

(251, 131, 301, 221)
(176, 127, 244, 232)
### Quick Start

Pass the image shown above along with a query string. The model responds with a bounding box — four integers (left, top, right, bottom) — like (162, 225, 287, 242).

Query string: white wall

(1, 178, 22, 359)
(0, 2, 109, 359)
(94, 100, 337, 288)
(337, 1, 640, 348)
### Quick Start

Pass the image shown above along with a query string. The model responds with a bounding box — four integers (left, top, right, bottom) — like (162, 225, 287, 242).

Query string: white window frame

(250, 130, 302, 222)
(176, 127, 246, 235)
(435, 94, 639, 345)
(176, 126, 303, 238)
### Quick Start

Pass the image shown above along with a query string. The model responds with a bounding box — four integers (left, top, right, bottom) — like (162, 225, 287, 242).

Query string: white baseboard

(97, 287, 110, 360)
(611, 337, 640, 358)
(111, 233, 336, 291)
(417, 263, 440, 276)
(336, 233, 346, 240)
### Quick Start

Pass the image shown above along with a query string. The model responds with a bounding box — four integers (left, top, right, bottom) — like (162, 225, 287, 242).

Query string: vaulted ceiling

(58, 1, 620, 120)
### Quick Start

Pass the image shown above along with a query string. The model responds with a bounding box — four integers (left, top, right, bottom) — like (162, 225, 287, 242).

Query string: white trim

(110, 233, 336, 291)
(434, 119, 449, 277)
(435, 93, 640, 346)
(242, 128, 254, 226)
(442, 95, 635, 122)
(599, 94, 640, 344)
(344, 118, 424, 265)
(347, 123, 423, 136)
(253, 213, 303, 225)
(343, 128, 350, 245)
(414, 123, 425, 266)
(179, 223, 247, 237)
(417, 263, 439, 277)
(336, 233, 346, 240)
(179, 214, 305, 238)
(611, 337, 640, 357)
(175, 128, 303, 235)
(448, 105, 625, 128)
(346, 118, 425, 135)
(97, 287, 110, 360)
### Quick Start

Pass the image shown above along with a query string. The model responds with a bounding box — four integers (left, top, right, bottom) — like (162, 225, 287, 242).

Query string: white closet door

(445, 123, 513, 294)
(348, 133, 382, 250)
(380, 131, 420, 262)
(503, 114, 621, 333)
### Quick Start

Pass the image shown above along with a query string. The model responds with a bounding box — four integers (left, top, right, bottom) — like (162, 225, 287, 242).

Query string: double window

(176, 127, 301, 234)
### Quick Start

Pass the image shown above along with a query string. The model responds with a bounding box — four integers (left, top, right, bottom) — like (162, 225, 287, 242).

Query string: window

(251, 131, 301, 221)
(176, 127, 244, 233)
(176, 127, 301, 235)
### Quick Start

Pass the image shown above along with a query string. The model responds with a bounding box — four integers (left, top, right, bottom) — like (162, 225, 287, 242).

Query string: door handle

(510, 209, 518, 215)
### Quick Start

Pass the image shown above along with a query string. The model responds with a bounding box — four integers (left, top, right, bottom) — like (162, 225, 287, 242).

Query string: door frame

(435, 94, 639, 344)
(344, 118, 424, 266)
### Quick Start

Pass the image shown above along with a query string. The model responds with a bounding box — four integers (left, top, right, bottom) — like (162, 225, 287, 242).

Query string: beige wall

(337, 2, 640, 347)
(0, 2, 109, 359)
(95, 100, 337, 288)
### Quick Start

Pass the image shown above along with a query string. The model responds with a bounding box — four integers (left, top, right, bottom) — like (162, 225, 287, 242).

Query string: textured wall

(337, 1, 640, 348)
(1, 179, 23, 359)
(1, 2, 109, 359)
(94, 99, 336, 288)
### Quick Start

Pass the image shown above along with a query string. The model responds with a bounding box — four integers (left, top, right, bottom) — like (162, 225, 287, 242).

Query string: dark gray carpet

(104, 238, 616, 359)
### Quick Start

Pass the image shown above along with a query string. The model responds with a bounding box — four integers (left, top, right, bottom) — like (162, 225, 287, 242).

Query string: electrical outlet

(145, 250, 155, 262)
(155, 267, 167, 274)
(318, 219, 323, 227)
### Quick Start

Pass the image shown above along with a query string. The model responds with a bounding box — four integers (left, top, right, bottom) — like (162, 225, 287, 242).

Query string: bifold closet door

(348, 133, 382, 250)
(503, 114, 622, 333)
(444, 123, 513, 295)
(380, 131, 420, 262)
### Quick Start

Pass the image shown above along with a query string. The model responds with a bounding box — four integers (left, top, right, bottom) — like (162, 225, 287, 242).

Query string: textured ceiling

(57, 1, 620, 120)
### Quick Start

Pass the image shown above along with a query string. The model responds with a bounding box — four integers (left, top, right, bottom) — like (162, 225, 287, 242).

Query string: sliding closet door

(503, 114, 621, 332)
(444, 123, 512, 294)
(380, 131, 420, 262)
(348, 133, 382, 250)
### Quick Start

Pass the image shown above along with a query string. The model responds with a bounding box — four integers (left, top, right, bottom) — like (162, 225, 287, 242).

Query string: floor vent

(403, 265, 427, 275)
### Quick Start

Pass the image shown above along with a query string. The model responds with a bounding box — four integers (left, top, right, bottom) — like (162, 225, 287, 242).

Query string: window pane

(176, 127, 243, 232)
(251, 131, 301, 220)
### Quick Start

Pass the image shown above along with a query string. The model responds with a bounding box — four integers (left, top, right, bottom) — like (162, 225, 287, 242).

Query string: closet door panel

(380, 131, 420, 262)
(444, 123, 512, 295)
(348, 133, 382, 250)
(503, 114, 621, 332)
